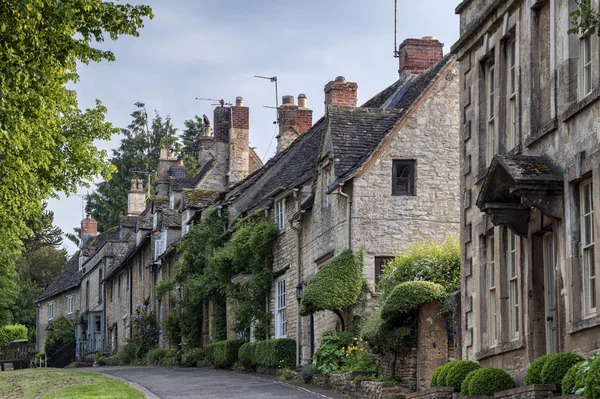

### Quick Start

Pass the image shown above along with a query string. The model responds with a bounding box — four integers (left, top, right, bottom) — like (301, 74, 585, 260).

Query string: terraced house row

(35, 36, 460, 368)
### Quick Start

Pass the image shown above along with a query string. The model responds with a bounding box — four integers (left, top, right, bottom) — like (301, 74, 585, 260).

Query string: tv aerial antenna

(393, 0, 400, 58)
(254, 75, 279, 124)
(195, 97, 232, 107)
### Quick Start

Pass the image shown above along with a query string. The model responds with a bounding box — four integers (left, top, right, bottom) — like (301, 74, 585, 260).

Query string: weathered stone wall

(456, 0, 600, 378)
(37, 288, 80, 353)
(417, 302, 451, 391)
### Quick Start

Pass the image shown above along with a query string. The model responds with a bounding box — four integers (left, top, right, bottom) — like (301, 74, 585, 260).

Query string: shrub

(0, 324, 28, 347)
(270, 338, 296, 369)
(302, 363, 317, 383)
(340, 342, 377, 373)
(206, 339, 245, 368)
(312, 331, 354, 374)
(131, 305, 159, 360)
(380, 281, 446, 326)
(585, 354, 600, 399)
(541, 352, 584, 390)
(430, 364, 445, 387)
(562, 360, 585, 396)
(146, 347, 168, 365)
(465, 367, 515, 396)
(379, 238, 460, 299)
(44, 316, 75, 356)
(182, 348, 205, 367)
(524, 354, 553, 385)
(300, 250, 365, 317)
(445, 360, 481, 392)
(280, 367, 292, 380)
(460, 370, 477, 396)
(160, 349, 181, 366)
(436, 363, 452, 389)
(118, 341, 139, 365)
(239, 342, 255, 368)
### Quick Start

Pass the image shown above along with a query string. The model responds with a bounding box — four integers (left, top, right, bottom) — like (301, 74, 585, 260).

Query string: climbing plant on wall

(300, 250, 367, 331)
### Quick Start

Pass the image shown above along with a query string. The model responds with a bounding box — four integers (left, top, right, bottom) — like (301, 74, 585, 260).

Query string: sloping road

(94, 366, 343, 399)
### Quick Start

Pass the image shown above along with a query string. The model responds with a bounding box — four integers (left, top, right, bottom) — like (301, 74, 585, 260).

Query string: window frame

(506, 229, 520, 341)
(579, 8, 593, 100)
(275, 198, 286, 232)
(275, 277, 287, 338)
(486, 61, 496, 165)
(487, 235, 498, 346)
(392, 160, 416, 196)
(580, 179, 596, 317)
(507, 39, 518, 150)
(48, 301, 54, 321)
(374, 256, 395, 286)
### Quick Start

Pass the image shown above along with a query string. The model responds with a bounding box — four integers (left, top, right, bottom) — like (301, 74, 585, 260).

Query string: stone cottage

(454, 0, 600, 381)
(218, 37, 461, 370)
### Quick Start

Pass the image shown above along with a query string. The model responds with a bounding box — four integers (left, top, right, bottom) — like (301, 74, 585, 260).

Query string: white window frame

(581, 179, 596, 317)
(507, 229, 520, 340)
(275, 278, 287, 338)
(486, 62, 496, 165)
(153, 212, 158, 230)
(487, 236, 497, 346)
(48, 302, 54, 321)
(275, 198, 286, 232)
(507, 39, 518, 150)
(66, 295, 73, 315)
(169, 193, 175, 209)
(181, 210, 191, 237)
(579, 19, 593, 99)
(136, 230, 141, 246)
(78, 255, 83, 272)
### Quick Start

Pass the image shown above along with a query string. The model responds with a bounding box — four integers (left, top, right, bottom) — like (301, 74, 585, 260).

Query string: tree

(569, 0, 600, 35)
(86, 103, 179, 231)
(0, 0, 153, 321)
(21, 203, 63, 252)
(181, 116, 205, 176)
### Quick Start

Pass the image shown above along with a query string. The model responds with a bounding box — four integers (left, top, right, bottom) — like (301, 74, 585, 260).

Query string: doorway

(543, 233, 557, 354)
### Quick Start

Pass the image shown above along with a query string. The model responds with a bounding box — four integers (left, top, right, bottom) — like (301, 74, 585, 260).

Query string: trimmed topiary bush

(239, 339, 296, 369)
(430, 364, 444, 387)
(270, 338, 296, 369)
(445, 360, 481, 392)
(465, 367, 515, 396)
(182, 348, 205, 367)
(206, 339, 245, 368)
(381, 281, 446, 326)
(584, 354, 600, 399)
(239, 342, 255, 368)
(524, 354, 553, 385)
(562, 360, 585, 396)
(541, 352, 584, 390)
(436, 363, 452, 389)
(460, 370, 477, 396)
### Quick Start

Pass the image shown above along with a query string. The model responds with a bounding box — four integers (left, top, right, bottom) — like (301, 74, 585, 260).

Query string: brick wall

(398, 38, 444, 78)
(324, 77, 358, 109)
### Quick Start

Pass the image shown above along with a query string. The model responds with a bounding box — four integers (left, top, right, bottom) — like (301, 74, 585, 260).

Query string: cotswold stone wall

(37, 288, 80, 353)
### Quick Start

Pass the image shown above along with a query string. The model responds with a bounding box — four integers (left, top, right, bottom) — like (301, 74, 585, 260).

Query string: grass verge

(0, 368, 145, 399)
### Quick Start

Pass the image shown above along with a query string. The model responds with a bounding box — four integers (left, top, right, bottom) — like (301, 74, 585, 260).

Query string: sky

(49, 0, 460, 254)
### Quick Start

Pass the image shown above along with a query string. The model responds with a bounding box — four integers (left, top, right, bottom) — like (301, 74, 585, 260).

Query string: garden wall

(407, 384, 577, 399)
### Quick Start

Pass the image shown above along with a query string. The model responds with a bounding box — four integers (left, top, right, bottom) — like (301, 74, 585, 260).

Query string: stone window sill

(475, 338, 525, 361)
(568, 313, 600, 334)
(562, 88, 600, 123)
(525, 119, 557, 148)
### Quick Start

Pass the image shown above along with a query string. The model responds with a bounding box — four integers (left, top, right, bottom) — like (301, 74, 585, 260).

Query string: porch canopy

(476, 155, 564, 236)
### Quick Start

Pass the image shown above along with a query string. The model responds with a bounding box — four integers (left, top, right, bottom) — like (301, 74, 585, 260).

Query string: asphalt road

(94, 366, 343, 399)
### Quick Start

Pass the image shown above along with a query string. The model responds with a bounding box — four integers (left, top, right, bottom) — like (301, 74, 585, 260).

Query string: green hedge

(524, 354, 553, 385)
(460, 370, 476, 396)
(381, 281, 445, 325)
(464, 367, 515, 396)
(562, 360, 585, 396)
(540, 352, 583, 390)
(444, 360, 481, 392)
(237, 338, 296, 369)
(585, 354, 600, 399)
(205, 339, 245, 368)
(182, 348, 205, 367)
(0, 324, 27, 347)
(146, 348, 169, 365)
(300, 250, 364, 316)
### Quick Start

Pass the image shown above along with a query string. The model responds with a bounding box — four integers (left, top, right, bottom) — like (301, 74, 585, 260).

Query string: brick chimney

(277, 94, 313, 153)
(156, 148, 179, 197)
(398, 36, 444, 79)
(324, 76, 358, 111)
(80, 212, 98, 247)
(229, 96, 250, 186)
(127, 179, 146, 216)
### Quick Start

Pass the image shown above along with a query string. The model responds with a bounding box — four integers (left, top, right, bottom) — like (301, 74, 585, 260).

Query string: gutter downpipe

(337, 184, 351, 250)
(290, 190, 302, 366)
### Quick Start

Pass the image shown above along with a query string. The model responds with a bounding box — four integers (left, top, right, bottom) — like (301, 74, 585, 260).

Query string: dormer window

(78, 255, 83, 272)
(275, 199, 286, 232)
(322, 165, 332, 207)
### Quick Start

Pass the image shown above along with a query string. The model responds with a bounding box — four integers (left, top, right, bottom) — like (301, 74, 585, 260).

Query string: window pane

(392, 161, 415, 195)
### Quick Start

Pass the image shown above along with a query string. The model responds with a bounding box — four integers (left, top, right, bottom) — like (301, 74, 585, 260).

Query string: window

(322, 165, 332, 207)
(98, 269, 103, 304)
(127, 268, 131, 291)
(153, 212, 158, 230)
(48, 302, 54, 321)
(275, 199, 286, 231)
(275, 278, 287, 338)
(169, 193, 175, 209)
(85, 280, 89, 311)
(487, 236, 497, 345)
(581, 179, 596, 316)
(507, 40, 518, 149)
(374, 257, 394, 285)
(78, 255, 83, 272)
(579, 5, 593, 100)
(486, 62, 496, 165)
(154, 237, 166, 260)
(392, 160, 416, 196)
(181, 210, 191, 237)
(507, 229, 519, 340)
(136, 230, 141, 246)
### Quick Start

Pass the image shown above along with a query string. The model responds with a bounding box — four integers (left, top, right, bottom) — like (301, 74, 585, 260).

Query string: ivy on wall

(300, 250, 366, 330)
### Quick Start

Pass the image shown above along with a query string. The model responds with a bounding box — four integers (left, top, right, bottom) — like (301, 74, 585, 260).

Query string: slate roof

(223, 118, 325, 217)
(36, 251, 81, 302)
(171, 158, 215, 191)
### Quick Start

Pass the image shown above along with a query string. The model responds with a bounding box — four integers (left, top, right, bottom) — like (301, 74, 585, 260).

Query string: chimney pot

(335, 76, 346, 83)
(235, 96, 243, 106)
(324, 76, 358, 110)
(298, 94, 307, 108)
(422, 36, 437, 41)
(282, 95, 294, 105)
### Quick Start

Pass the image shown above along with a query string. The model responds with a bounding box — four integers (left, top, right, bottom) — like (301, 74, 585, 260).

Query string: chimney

(156, 147, 179, 197)
(128, 179, 146, 216)
(324, 76, 358, 111)
(277, 94, 313, 153)
(229, 96, 250, 186)
(398, 36, 444, 79)
(80, 213, 98, 247)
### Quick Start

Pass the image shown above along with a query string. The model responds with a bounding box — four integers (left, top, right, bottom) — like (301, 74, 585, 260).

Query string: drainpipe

(290, 190, 302, 366)
(337, 184, 352, 250)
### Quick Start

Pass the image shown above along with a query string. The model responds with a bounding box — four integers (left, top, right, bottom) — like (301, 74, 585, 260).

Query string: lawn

(0, 368, 145, 399)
